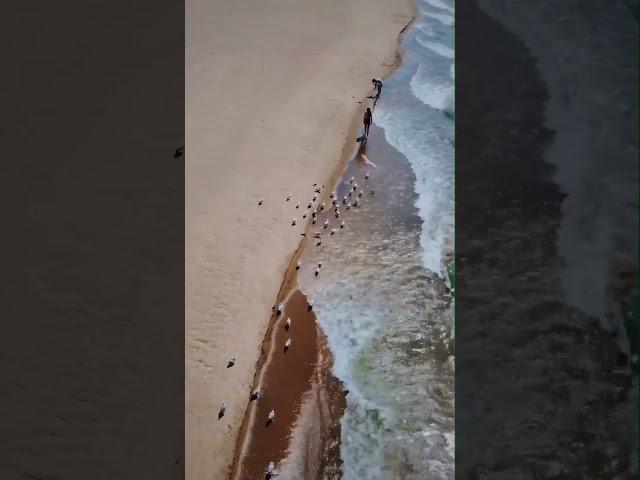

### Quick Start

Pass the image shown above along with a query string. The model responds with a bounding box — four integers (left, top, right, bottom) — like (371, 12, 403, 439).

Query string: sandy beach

(185, 0, 413, 478)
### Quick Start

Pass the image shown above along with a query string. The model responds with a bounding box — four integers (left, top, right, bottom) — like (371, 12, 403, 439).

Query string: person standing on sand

(363, 107, 372, 137)
(372, 78, 383, 98)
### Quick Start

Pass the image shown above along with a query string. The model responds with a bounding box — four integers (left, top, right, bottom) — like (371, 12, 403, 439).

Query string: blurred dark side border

(456, 0, 638, 478)
(1, 1, 184, 479)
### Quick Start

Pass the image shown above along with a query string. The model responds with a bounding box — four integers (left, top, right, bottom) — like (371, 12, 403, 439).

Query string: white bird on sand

(227, 354, 237, 367)
(314, 268, 320, 277)
(331, 228, 336, 235)
(219, 403, 226, 416)
(251, 386, 261, 399)
(346, 202, 351, 210)
(370, 189, 375, 195)
(285, 338, 292, 349)
(353, 199, 359, 207)
(365, 172, 370, 180)
(307, 202, 312, 209)
(296, 259, 302, 270)
(285, 317, 292, 329)
(258, 198, 264, 206)
(358, 190, 363, 197)
(268, 409, 276, 422)
(312, 209, 318, 216)
(296, 202, 300, 209)
(335, 210, 340, 218)
(286, 194, 291, 201)
(312, 218, 317, 224)
(350, 176, 355, 184)
(354, 182, 358, 189)
(308, 302, 313, 311)
(316, 239, 322, 246)
(340, 220, 345, 229)
(291, 218, 296, 226)
(323, 220, 329, 228)
(267, 462, 277, 475)
(320, 202, 325, 211)
(343, 197, 347, 204)
(348, 191, 352, 197)
(277, 303, 284, 315)
(317, 262, 322, 268)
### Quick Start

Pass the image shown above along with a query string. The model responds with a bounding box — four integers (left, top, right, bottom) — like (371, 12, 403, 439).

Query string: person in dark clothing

(372, 78, 383, 98)
(363, 107, 372, 137)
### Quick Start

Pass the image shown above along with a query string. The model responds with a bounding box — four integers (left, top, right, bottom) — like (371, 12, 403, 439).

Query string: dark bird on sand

(173, 142, 185, 158)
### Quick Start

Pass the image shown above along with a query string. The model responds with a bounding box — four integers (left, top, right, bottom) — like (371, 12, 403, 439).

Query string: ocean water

(298, 0, 454, 477)
(475, 0, 638, 343)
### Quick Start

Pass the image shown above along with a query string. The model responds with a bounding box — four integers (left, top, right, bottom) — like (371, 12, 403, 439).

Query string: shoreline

(228, 10, 418, 479)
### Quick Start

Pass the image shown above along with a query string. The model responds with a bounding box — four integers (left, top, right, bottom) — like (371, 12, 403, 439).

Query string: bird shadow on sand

(265, 419, 274, 428)
(218, 411, 225, 420)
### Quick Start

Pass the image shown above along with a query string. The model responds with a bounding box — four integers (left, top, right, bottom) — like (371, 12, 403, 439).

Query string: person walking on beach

(372, 78, 383, 98)
(363, 107, 372, 137)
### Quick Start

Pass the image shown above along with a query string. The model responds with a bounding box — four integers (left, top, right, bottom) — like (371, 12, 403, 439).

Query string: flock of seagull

(219, 168, 375, 478)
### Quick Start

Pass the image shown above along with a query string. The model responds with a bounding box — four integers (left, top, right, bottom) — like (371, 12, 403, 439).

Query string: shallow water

(297, 0, 455, 477)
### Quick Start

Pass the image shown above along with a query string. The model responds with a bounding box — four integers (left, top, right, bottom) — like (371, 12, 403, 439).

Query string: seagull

(316, 239, 322, 246)
(332, 199, 337, 206)
(340, 220, 345, 229)
(312, 194, 317, 202)
(307, 302, 313, 312)
(312, 209, 318, 216)
(343, 197, 347, 204)
(315, 267, 320, 277)
(258, 199, 263, 206)
(251, 387, 261, 400)
(285, 318, 292, 329)
(296, 260, 302, 270)
(296, 202, 300, 209)
(285, 338, 291, 349)
(291, 219, 296, 226)
(335, 210, 340, 218)
(365, 172, 370, 180)
(286, 194, 291, 201)
(312, 218, 317, 224)
(303, 213, 307, 218)
(353, 199, 359, 207)
(317, 262, 322, 268)
(277, 303, 284, 315)
(320, 202, 325, 211)
(173, 142, 185, 158)
(358, 190, 363, 197)
(349, 176, 354, 184)
(370, 189, 375, 195)
(346, 202, 351, 210)
(331, 228, 336, 235)
(219, 403, 226, 417)
(348, 191, 352, 197)
(267, 462, 277, 475)
(268, 409, 276, 422)
(354, 183, 358, 189)
(323, 220, 329, 228)
(227, 354, 237, 367)
(307, 202, 312, 209)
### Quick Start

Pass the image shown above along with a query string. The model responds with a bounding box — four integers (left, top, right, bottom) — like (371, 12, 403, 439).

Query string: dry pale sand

(186, 0, 413, 478)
